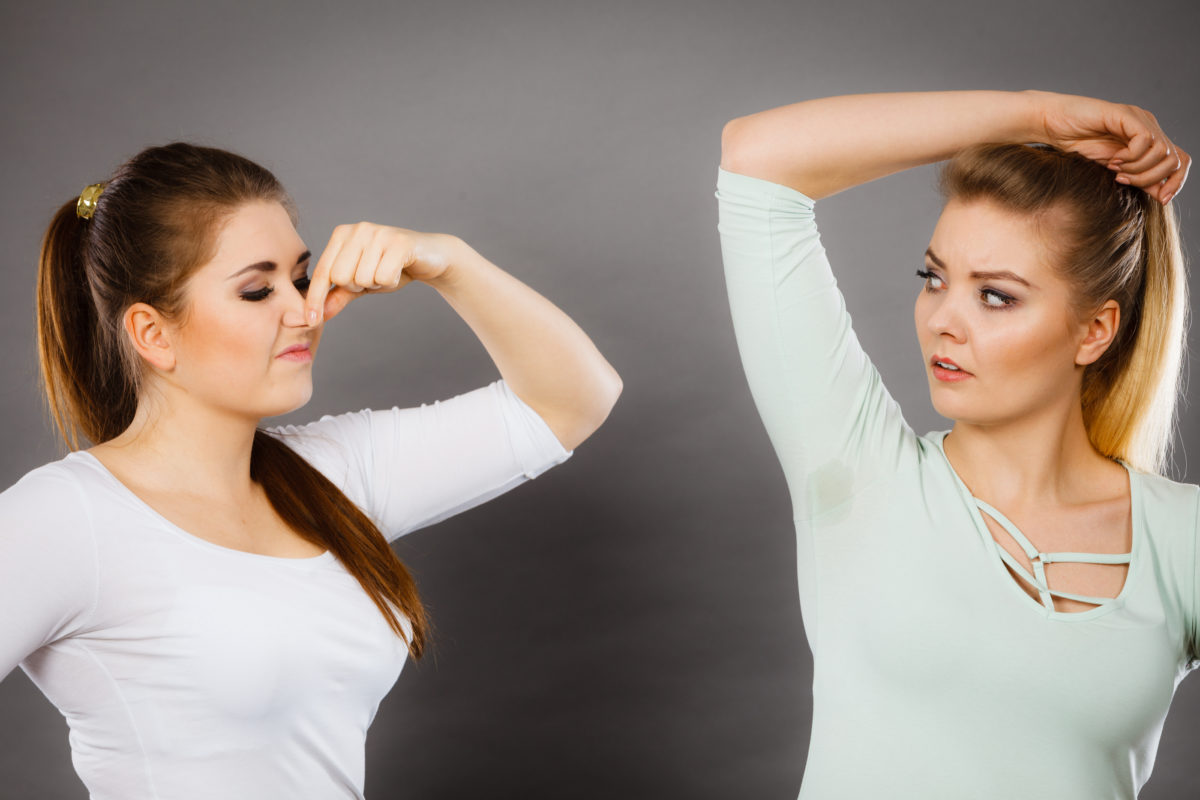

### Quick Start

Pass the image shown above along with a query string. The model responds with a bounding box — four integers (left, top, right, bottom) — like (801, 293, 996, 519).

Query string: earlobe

(1075, 300, 1120, 367)
(125, 303, 176, 371)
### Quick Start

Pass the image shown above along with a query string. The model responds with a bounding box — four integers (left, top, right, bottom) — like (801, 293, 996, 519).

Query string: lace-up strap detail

(975, 499, 1131, 610)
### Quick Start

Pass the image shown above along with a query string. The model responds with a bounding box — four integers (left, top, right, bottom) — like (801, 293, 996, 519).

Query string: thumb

(321, 286, 359, 323)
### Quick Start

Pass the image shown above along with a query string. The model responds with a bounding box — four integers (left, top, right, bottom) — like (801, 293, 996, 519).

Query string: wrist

(421, 234, 486, 291)
(1016, 89, 1054, 144)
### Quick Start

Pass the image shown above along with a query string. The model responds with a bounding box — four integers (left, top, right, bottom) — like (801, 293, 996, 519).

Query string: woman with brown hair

(717, 91, 1192, 798)
(0, 142, 621, 798)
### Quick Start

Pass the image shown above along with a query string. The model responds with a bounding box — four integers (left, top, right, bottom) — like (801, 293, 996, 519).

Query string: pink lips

(931, 354, 971, 383)
(277, 344, 312, 363)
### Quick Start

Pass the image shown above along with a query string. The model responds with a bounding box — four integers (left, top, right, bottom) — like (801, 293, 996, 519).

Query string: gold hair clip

(76, 183, 106, 219)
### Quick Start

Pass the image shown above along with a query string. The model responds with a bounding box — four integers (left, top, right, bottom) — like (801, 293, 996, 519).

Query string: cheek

(913, 293, 930, 340)
(974, 309, 1077, 378)
(179, 302, 268, 373)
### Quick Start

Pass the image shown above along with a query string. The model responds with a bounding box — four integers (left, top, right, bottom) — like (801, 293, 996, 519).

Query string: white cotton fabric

(0, 380, 571, 799)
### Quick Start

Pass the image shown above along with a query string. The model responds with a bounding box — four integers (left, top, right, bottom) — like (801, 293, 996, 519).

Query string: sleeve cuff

(495, 380, 573, 479)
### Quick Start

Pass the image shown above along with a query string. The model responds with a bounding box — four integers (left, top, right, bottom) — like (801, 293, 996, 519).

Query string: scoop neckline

(929, 430, 1140, 623)
(70, 450, 336, 567)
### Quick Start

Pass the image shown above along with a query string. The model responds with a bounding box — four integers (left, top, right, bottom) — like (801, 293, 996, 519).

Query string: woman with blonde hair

(0, 142, 621, 798)
(718, 90, 1192, 798)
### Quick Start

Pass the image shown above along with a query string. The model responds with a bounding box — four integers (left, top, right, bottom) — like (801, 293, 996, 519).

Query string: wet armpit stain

(806, 460, 856, 522)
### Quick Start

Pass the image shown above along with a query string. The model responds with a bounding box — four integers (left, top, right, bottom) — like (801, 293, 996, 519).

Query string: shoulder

(1131, 468, 1199, 599)
(0, 454, 101, 580)
(1134, 468, 1200, 531)
(0, 454, 99, 522)
(264, 408, 377, 481)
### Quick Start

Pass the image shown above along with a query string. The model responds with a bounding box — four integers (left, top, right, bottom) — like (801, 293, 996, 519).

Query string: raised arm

(420, 237, 623, 451)
(303, 226, 622, 452)
(721, 90, 1188, 204)
(716, 90, 1187, 513)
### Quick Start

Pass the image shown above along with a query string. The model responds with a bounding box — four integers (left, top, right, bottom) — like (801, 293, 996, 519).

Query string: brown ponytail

(35, 143, 428, 656)
(941, 144, 1188, 475)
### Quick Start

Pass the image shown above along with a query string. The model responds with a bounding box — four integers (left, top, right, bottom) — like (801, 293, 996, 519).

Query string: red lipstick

(931, 354, 971, 382)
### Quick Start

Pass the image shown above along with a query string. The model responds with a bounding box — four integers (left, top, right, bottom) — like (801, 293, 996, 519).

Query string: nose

(922, 289, 968, 343)
(281, 282, 315, 329)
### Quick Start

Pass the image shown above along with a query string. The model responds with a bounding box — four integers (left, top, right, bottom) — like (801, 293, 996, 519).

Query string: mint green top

(716, 167, 1200, 799)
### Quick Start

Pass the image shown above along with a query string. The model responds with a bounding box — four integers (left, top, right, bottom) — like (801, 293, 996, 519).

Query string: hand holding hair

(1034, 90, 1190, 203)
(722, 89, 1188, 205)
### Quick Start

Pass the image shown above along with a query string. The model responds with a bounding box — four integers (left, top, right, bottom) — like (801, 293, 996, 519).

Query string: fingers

(1113, 134, 1171, 175)
(1098, 103, 1188, 204)
(1159, 150, 1190, 204)
(1107, 130, 1155, 168)
(304, 226, 349, 326)
(321, 286, 358, 323)
(303, 223, 421, 326)
(1112, 137, 1188, 203)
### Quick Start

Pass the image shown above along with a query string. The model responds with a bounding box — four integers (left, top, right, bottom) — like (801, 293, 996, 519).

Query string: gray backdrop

(2, 1, 1198, 797)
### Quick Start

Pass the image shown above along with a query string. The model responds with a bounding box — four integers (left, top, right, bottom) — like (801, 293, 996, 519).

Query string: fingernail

(1162, 192, 1174, 205)
(1115, 174, 1130, 184)
(306, 308, 319, 325)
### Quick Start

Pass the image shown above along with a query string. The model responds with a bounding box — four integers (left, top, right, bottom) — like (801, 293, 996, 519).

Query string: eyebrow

(227, 250, 311, 280)
(925, 248, 1034, 289)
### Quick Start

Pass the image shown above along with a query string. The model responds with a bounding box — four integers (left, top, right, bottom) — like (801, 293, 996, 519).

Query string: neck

(943, 393, 1113, 510)
(97, 382, 262, 502)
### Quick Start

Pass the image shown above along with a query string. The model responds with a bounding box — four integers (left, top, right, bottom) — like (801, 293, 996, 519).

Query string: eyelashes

(240, 276, 311, 302)
(915, 268, 1017, 310)
(915, 268, 944, 291)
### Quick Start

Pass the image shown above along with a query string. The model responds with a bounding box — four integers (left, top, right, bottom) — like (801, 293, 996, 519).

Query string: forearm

(721, 90, 1046, 199)
(425, 238, 622, 451)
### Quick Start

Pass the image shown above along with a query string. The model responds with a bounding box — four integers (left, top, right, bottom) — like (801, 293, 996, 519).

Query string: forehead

(929, 198, 1060, 276)
(202, 200, 306, 275)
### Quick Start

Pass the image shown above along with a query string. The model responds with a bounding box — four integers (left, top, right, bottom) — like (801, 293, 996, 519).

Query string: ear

(124, 302, 177, 372)
(1075, 299, 1120, 367)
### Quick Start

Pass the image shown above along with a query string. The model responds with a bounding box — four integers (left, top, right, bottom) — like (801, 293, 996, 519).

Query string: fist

(303, 223, 460, 325)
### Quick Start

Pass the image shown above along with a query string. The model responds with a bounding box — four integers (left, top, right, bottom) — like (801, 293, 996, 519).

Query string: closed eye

(240, 275, 311, 302)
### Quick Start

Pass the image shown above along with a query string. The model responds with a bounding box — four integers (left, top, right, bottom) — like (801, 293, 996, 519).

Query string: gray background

(2, 0, 1197, 797)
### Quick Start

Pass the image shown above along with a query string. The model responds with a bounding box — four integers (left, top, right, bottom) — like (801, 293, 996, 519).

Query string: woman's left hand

(304, 223, 461, 325)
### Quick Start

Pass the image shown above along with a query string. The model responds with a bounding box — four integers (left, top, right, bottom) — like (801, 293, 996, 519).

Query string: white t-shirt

(0, 380, 571, 799)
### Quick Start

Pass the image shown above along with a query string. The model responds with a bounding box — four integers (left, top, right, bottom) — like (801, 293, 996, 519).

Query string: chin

(251, 383, 314, 420)
(927, 387, 975, 425)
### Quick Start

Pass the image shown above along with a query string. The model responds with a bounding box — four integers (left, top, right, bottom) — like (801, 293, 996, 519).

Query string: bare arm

(721, 90, 1189, 204)
(304, 226, 621, 452)
(423, 237, 622, 452)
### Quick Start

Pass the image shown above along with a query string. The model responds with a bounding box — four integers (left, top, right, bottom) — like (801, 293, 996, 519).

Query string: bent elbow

(720, 115, 767, 174)
(555, 367, 623, 452)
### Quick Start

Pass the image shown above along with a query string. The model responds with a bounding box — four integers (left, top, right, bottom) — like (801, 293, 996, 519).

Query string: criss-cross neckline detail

(973, 498, 1132, 611)
(932, 431, 1138, 622)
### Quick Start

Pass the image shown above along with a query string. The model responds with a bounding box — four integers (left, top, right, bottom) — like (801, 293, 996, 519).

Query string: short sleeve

(267, 380, 572, 541)
(0, 468, 99, 681)
(717, 167, 917, 515)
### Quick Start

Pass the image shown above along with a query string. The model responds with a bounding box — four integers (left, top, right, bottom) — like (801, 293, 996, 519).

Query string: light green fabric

(716, 166, 1200, 800)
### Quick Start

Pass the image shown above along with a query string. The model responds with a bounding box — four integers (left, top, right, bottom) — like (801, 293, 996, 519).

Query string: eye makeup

(916, 267, 1020, 311)
(239, 274, 311, 302)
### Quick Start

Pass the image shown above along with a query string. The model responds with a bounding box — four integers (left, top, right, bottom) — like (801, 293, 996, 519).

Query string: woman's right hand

(1034, 90, 1190, 204)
